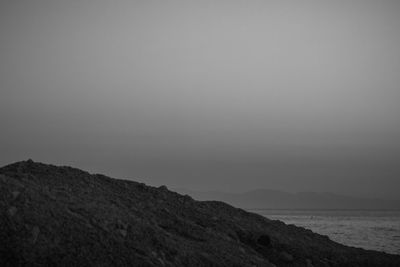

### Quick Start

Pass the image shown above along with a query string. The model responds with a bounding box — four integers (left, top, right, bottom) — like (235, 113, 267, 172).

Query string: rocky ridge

(1, 160, 399, 266)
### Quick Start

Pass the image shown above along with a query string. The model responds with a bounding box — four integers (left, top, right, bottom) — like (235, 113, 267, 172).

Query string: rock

(257, 234, 271, 247)
(119, 229, 127, 237)
(11, 191, 21, 200)
(306, 258, 314, 267)
(158, 185, 168, 191)
(157, 257, 165, 266)
(279, 251, 294, 262)
(319, 258, 331, 267)
(8, 206, 18, 217)
(32, 226, 40, 244)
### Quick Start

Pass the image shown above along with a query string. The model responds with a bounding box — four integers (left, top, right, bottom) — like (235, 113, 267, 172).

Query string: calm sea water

(252, 209, 400, 255)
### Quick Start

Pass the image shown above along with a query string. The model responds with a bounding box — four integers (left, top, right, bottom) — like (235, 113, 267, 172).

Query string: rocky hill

(1, 160, 399, 267)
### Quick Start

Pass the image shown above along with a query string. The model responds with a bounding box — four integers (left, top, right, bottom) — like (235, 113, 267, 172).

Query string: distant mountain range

(174, 188, 400, 210)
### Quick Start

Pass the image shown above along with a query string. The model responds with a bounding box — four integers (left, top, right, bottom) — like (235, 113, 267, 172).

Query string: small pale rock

(119, 229, 127, 237)
(157, 257, 165, 266)
(162, 207, 170, 213)
(12, 191, 21, 200)
(8, 206, 18, 217)
(32, 226, 40, 244)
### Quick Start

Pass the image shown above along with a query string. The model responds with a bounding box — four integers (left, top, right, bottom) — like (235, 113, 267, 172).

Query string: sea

(252, 209, 400, 255)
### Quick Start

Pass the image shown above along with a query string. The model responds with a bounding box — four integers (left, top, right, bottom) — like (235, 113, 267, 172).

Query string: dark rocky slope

(1, 160, 399, 267)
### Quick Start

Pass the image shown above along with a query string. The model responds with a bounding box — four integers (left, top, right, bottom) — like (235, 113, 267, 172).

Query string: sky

(1, 0, 400, 198)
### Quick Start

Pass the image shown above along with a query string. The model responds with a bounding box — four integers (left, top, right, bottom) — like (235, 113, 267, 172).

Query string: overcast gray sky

(1, 0, 400, 198)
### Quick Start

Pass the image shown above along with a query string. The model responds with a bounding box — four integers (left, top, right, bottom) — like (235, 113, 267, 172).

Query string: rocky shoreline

(1, 160, 399, 266)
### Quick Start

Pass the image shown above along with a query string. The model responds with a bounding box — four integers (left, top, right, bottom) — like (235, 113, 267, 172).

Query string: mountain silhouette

(174, 189, 400, 210)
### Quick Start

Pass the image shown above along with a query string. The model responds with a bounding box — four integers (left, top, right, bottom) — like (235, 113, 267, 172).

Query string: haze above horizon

(1, 0, 400, 198)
